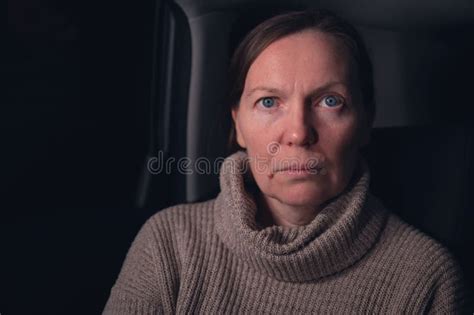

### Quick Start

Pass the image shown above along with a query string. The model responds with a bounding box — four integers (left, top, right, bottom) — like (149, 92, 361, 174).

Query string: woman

(104, 10, 464, 314)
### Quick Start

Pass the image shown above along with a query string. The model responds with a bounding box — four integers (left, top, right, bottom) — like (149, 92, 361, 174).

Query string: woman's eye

(320, 95, 343, 108)
(258, 97, 276, 108)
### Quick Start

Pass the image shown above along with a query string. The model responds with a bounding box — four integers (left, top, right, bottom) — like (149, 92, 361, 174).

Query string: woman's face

(232, 30, 369, 209)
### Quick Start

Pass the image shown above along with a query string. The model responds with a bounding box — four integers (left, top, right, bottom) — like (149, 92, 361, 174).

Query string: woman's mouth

(274, 163, 327, 177)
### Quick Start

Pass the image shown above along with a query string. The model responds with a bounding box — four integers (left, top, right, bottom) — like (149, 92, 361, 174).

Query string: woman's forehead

(244, 30, 355, 94)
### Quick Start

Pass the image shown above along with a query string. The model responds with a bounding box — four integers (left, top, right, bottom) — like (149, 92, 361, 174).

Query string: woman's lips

(274, 165, 326, 176)
(269, 156, 327, 177)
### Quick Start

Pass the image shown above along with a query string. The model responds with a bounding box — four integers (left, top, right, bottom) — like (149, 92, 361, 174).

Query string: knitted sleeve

(103, 214, 179, 315)
(425, 255, 466, 314)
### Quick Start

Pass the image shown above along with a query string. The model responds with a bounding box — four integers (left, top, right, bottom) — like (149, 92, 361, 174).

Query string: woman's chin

(274, 182, 333, 209)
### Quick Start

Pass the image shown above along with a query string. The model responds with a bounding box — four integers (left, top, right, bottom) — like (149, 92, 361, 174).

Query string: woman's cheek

(319, 118, 359, 168)
(240, 118, 267, 158)
(324, 110, 359, 140)
(249, 112, 279, 145)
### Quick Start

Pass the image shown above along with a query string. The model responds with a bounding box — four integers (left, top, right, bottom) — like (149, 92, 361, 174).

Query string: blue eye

(260, 97, 275, 108)
(322, 95, 341, 107)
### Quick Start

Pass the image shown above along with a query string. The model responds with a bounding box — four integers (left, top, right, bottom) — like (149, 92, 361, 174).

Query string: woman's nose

(283, 103, 317, 147)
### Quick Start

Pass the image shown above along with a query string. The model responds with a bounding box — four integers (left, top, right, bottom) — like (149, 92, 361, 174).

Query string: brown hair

(227, 9, 375, 153)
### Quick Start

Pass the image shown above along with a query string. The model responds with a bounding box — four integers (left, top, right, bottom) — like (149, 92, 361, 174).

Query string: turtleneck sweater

(103, 151, 465, 314)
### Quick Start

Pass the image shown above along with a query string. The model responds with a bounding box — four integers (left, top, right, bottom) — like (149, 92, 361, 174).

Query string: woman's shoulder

(375, 209, 464, 291)
(141, 198, 217, 239)
(103, 199, 217, 314)
(374, 212, 466, 312)
(381, 212, 456, 264)
(366, 194, 458, 269)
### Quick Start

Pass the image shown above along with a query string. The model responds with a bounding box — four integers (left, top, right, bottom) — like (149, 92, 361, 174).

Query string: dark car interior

(3, 0, 473, 313)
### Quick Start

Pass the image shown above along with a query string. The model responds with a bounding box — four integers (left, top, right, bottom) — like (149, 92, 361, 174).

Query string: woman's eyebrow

(244, 87, 282, 98)
(244, 81, 348, 98)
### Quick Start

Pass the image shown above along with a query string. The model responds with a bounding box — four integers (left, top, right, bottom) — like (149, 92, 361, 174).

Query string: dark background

(2, 0, 165, 314)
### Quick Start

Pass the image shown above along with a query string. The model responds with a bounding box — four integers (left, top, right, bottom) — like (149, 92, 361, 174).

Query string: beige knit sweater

(104, 151, 465, 314)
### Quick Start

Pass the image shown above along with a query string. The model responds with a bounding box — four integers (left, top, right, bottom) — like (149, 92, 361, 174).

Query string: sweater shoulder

(373, 213, 466, 312)
(377, 212, 462, 280)
(366, 194, 458, 272)
(144, 198, 217, 237)
(103, 200, 216, 314)
(383, 213, 453, 258)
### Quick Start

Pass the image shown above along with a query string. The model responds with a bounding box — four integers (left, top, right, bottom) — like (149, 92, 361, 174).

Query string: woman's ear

(232, 108, 246, 148)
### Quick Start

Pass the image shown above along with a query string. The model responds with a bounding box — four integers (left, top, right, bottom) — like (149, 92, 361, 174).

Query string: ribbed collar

(214, 150, 389, 283)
